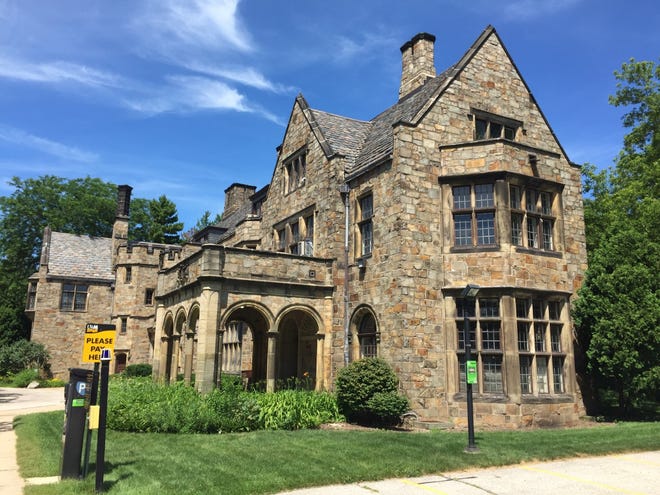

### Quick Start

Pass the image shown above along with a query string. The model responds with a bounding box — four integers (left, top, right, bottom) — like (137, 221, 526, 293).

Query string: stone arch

(219, 302, 274, 389)
(274, 305, 324, 389)
(350, 305, 380, 360)
(172, 308, 187, 381)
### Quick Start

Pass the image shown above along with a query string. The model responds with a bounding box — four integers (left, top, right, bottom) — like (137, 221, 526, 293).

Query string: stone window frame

(455, 296, 504, 395)
(26, 281, 37, 310)
(60, 282, 88, 312)
(125, 266, 132, 283)
(283, 148, 307, 195)
(509, 181, 559, 253)
(471, 108, 522, 142)
(357, 192, 374, 258)
(349, 305, 380, 360)
(451, 182, 497, 249)
(144, 288, 155, 306)
(120, 316, 128, 334)
(273, 206, 315, 256)
(516, 295, 567, 395)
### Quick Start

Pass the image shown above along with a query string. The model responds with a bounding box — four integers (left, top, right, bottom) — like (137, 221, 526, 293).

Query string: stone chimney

(399, 33, 436, 99)
(223, 183, 256, 218)
(113, 185, 132, 262)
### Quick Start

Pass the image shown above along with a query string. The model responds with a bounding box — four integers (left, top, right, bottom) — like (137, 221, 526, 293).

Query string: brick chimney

(113, 185, 132, 263)
(399, 33, 436, 99)
(223, 183, 256, 218)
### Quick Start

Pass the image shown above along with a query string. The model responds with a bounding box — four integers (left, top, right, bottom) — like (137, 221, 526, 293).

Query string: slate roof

(47, 231, 114, 281)
(308, 109, 371, 166)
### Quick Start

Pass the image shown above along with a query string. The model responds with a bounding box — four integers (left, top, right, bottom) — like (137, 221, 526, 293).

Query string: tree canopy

(0, 176, 184, 346)
(574, 59, 660, 414)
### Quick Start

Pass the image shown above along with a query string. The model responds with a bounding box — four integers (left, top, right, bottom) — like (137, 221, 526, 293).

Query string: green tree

(574, 59, 660, 415)
(0, 176, 117, 345)
(129, 195, 183, 244)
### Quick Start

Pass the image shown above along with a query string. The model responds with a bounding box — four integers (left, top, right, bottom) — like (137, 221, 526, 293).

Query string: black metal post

(95, 356, 110, 492)
(461, 283, 479, 453)
(464, 309, 477, 452)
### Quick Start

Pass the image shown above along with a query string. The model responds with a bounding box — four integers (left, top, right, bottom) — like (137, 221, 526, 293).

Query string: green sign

(466, 360, 478, 384)
(72, 398, 85, 408)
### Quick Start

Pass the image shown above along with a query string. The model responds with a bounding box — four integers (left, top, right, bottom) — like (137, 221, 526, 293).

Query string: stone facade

(151, 26, 587, 428)
(29, 26, 587, 428)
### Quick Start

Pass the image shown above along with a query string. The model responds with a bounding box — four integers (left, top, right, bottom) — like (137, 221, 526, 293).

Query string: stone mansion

(27, 26, 587, 427)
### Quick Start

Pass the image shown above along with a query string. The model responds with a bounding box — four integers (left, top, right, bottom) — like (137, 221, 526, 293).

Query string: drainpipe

(339, 183, 351, 366)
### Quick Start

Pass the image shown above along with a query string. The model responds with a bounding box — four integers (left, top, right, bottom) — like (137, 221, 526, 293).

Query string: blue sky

(0, 0, 658, 230)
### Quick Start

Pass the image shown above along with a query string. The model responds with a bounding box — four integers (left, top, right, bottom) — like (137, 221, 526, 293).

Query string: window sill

(514, 246, 563, 258)
(450, 245, 500, 253)
(521, 394, 574, 404)
(453, 393, 508, 403)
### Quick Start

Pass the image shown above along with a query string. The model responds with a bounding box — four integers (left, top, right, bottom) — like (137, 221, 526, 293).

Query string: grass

(15, 411, 660, 495)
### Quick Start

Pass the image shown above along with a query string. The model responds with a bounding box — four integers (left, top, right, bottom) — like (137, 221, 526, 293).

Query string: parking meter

(61, 368, 94, 479)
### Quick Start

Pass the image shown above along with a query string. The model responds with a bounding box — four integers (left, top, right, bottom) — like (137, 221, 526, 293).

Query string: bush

(0, 340, 50, 376)
(106, 377, 343, 434)
(123, 363, 152, 377)
(335, 358, 409, 426)
(12, 368, 40, 388)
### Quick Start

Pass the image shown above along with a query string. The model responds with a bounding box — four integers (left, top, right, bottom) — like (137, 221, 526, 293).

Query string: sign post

(95, 348, 112, 493)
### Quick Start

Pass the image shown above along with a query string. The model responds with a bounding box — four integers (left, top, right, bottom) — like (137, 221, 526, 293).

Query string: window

(303, 214, 314, 256)
(222, 322, 244, 374)
(358, 194, 373, 257)
(456, 296, 503, 394)
(145, 288, 154, 306)
(277, 228, 286, 252)
(358, 313, 378, 358)
(516, 296, 567, 395)
(125, 266, 132, 283)
(289, 222, 300, 254)
(473, 112, 519, 141)
(510, 185, 556, 252)
(60, 283, 88, 311)
(452, 184, 496, 248)
(284, 151, 306, 194)
(120, 317, 128, 334)
(26, 282, 37, 310)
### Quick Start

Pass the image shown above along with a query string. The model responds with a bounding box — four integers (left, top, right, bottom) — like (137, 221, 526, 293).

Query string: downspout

(339, 183, 351, 366)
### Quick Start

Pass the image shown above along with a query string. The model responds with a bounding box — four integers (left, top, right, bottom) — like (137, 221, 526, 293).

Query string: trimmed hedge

(335, 358, 409, 426)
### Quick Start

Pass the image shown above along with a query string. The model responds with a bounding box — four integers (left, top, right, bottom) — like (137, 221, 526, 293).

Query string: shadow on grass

(88, 460, 136, 492)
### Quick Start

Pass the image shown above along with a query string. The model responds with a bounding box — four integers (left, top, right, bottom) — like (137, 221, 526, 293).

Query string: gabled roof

(47, 231, 114, 281)
(303, 25, 571, 181)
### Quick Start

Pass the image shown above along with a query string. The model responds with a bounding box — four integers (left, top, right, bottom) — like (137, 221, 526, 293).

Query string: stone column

(152, 303, 166, 379)
(194, 285, 219, 393)
(183, 331, 195, 386)
(169, 334, 180, 384)
(315, 334, 324, 391)
(266, 331, 278, 392)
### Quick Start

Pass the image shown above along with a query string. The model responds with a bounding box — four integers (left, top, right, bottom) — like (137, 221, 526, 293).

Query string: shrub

(12, 368, 40, 388)
(123, 363, 152, 377)
(106, 377, 342, 434)
(335, 358, 409, 426)
(0, 340, 51, 376)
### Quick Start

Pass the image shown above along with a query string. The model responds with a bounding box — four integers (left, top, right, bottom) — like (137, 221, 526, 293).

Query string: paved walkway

(0, 387, 65, 495)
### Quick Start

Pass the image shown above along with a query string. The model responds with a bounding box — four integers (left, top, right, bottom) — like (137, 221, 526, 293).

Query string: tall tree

(574, 59, 660, 414)
(129, 195, 183, 244)
(0, 176, 117, 345)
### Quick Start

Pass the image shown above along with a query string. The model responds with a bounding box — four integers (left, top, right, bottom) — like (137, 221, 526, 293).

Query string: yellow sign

(81, 323, 116, 363)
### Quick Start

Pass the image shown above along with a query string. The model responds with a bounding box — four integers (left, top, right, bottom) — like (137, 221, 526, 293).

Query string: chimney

(223, 183, 256, 218)
(113, 185, 132, 263)
(399, 33, 436, 99)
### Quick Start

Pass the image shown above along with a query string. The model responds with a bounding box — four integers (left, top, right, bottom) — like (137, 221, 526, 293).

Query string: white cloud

(134, 0, 252, 54)
(0, 56, 124, 89)
(0, 125, 98, 163)
(183, 62, 293, 94)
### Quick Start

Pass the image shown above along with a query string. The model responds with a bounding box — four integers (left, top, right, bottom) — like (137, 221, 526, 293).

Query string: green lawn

(15, 412, 660, 495)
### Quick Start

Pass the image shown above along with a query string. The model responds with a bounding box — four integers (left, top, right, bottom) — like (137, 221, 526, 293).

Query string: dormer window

(284, 150, 307, 194)
(472, 109, 521, 141)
